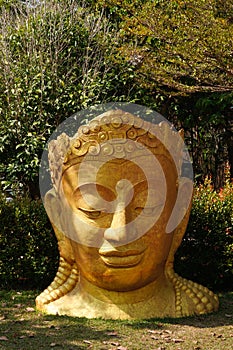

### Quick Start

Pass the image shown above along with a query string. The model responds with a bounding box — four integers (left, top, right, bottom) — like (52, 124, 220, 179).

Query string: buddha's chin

(85, 265, 162, 293)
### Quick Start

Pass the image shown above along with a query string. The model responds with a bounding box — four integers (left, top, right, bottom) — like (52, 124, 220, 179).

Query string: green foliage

(99, 0, 233, 94)
(0, 194, 58, 289)
(175, 173, 233, 291)
(0, 0, 142, 196)
(1, 0, 232, 195)
(94, 0, 233, 186)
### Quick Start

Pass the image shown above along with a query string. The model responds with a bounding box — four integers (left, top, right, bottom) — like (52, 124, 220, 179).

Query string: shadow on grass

(0, 313, 119, 350)
(0, 290, 232, 350)
(0, 290, 118, 350)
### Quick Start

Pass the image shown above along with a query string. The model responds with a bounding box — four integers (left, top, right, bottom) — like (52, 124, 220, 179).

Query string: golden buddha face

(37, 111, 219, 320)
(61, 155, 178, 292)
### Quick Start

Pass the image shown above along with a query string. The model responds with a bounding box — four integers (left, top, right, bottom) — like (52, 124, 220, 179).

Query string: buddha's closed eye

(78, 207, 105, 219)
(135, 203, 164, 217)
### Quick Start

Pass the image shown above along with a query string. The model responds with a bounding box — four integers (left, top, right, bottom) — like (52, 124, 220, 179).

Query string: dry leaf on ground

(0, 336, 8, 341)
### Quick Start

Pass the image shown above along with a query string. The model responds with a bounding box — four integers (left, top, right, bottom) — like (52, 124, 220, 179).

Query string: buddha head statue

(36, 108, 219, 319)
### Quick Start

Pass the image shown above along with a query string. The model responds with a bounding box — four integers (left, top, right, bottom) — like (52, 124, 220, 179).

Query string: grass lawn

(0, 290, 232, 350)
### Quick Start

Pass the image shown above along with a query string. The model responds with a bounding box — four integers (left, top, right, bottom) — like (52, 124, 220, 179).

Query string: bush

(0, 195, 58, 290)
(175, 173, 233, 292)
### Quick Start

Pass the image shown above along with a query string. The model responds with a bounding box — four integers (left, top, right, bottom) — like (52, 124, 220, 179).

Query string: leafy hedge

(0, 196, 58, 290)
(175, 175, 233, 292)
(0, 176, 232, 291)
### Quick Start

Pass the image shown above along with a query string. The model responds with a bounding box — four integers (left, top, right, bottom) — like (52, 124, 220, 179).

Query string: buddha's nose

(103, 203, 129, 244)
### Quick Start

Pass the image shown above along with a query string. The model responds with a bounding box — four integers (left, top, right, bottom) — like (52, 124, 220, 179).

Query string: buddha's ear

(44, 188, 75, 263)
(166, 177, 193, 234)
(44, 189, 63, 240)
(165, 178, 193, 271)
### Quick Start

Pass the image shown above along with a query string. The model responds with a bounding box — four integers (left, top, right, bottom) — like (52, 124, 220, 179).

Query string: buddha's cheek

(137, 229, 174, 283)
(62, 210, 106, 247)
(70, 244, 107, 285)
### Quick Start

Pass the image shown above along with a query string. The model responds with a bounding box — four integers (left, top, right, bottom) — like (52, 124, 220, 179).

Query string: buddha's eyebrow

(133, 180, 164, 197)
(133, 180, 148, 190)
(74, 183, 115, 197)
(138, 179, 148, 185)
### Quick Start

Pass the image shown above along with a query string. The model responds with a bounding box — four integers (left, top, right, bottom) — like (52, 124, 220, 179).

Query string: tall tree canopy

(98, 0, 233, 95)
(95, 0, 233, 185)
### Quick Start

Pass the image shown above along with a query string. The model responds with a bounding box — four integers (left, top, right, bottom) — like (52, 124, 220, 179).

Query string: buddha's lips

(99, 250, 145, 267)
(99, 249, 144, 257)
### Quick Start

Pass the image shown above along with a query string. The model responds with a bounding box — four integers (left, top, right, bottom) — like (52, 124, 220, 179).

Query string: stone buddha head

(36, 109, 218, 319)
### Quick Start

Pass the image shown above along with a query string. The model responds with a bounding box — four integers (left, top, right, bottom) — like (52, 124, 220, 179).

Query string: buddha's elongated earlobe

(165, 187, 192, 273)
(166, 177, 193, 234)
(44, 189, 62, 236)
(36, 190, 79, 309)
